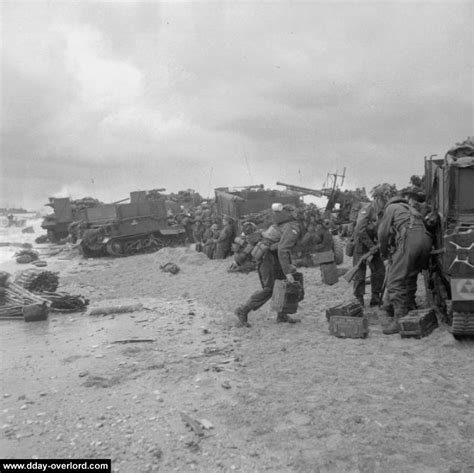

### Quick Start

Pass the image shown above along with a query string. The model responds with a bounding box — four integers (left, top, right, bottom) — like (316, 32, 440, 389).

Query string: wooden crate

(326, 301, 364, 321)
(399, 309, 438, 339)
(270, 275, 304, 314)
(329, 316, 369, 339)
(320, 262, 339, 285)
(312, 250, 335, 266)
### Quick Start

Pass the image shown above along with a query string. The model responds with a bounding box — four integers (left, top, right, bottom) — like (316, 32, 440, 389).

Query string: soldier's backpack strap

(401, 203, 424, 229)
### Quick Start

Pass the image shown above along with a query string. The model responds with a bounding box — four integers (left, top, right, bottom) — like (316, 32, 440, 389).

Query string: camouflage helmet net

(370, 183, 398, 202)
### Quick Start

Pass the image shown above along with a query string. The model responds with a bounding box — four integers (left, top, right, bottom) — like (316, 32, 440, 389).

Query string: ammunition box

(399, 309, 438, 339)
(326, 301, 364, 321)
(312, 250, 335, 266)
(329, 315, 369, 339)
(320, 262, 339, 285)
(270, 273, 304, 314)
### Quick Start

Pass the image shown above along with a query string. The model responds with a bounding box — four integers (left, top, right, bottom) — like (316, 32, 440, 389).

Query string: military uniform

(181, 214, 194, 243)
(235, 209, 301, 326)
(192, 221, 205, 244)
(192, 220, 205, 252)
(352, 203, 385, 306)
(378, 196, 432, 334)
(214, 219, 235, 259)
(202, 224, 217, 259)
(313, 224, 334, 252)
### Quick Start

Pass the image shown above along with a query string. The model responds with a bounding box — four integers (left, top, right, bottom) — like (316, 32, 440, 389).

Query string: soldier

(297, 223, 318, 267)
(315, 219, 334, 252)
(352, 201, 386, 307)
(227, 222, 261, 273)
(192, 217, 205, 252)
(181, 211, 194, 243)
(214, 216, 235, 259)
(400, 186, 427, 216)
(376, 188, 433, 334)
(298, 220, 334, 267)
(202, 221, 216, 259)
(200, 201, 212, 222)
(234, 204, 302, 327)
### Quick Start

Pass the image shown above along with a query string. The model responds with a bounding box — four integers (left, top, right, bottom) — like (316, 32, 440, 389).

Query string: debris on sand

(111, 338, 156, 344)
(88, 303, 143, 316)
(160, 262, 180, 274)
(180, 412, 204, 437)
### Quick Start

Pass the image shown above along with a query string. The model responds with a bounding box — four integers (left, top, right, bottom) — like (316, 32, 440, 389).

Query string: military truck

(424, 138, 474, 338)
(79, 190, 186, 257)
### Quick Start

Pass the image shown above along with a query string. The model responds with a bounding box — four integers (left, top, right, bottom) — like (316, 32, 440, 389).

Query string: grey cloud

(1, 1, 472, 210)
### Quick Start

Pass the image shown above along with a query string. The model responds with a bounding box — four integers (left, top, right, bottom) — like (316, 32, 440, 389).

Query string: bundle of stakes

(15, 269, 59, 293)
(11, 269, 88, 313)
(14, 249, 40, 263)
(0, 282, 49, 319)
(39, 291, 90, 312)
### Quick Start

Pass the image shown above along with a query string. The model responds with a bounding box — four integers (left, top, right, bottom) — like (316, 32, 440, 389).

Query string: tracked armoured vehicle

(214, 185, 302, 230)
(79, 190, 186, 257)
(41, 197, 101, 242)
(424, 138, 474, 338)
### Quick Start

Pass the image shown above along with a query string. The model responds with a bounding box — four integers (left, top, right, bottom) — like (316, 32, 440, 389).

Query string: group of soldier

(174, 202, 236, 260)
(229, 182, 432, 335)
(351, 182, 432, 334)
(173, 181, 433, 335)
(177, 200, 332, 266)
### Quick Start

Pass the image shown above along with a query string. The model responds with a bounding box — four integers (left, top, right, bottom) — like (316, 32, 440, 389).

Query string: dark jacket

(377, 197, 426, 257)
(214, 223, 234, 259)
(192, 223, 205, 243)
(277, 220, 301, 275)
(353, 202, 378, 253)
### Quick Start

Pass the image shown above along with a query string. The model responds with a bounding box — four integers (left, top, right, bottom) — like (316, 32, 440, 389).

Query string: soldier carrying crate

(234, 203, 303, 327)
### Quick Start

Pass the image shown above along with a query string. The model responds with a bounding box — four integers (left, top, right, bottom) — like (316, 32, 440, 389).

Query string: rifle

(343, 245, 380, 283)
(377, 259, 390, 306)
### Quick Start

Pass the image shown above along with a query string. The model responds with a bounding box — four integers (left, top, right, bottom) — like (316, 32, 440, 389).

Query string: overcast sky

(1, 1, 472, 210)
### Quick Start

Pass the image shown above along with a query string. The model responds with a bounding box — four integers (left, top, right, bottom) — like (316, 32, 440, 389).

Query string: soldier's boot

(369, 294, 380, 307)
(276, 313, 301, 324)
(382, 317, 400, 335)
(382, 307, 406, 335)
(379, 304, 394, 329)
(234, 305, 251, 328)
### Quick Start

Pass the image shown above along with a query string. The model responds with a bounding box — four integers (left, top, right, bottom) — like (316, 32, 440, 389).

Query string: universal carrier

(425, 138, 474, 338)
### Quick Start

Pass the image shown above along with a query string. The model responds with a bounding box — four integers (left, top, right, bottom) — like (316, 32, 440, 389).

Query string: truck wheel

(333, 235, 344, 265)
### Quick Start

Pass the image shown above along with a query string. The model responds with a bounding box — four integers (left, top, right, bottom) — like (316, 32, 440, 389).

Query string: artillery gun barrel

(111, 197, 130, 205)
(276, 182, 325, 197)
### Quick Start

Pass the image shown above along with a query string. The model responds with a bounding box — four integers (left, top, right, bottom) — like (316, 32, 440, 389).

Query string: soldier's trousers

(386, 226, 432, 318)
(244, 251, 285, 312)
(214, 242, 231, 259)
(352, 250, 385, 299)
